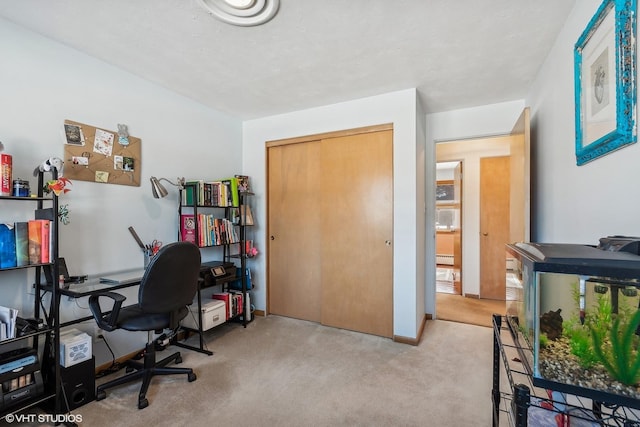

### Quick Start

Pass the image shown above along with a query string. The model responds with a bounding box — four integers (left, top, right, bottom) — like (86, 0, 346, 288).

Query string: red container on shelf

(0, 154, 11, 196)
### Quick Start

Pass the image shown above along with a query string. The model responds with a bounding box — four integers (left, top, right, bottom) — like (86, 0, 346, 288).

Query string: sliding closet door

(267, 141, 322, 322)
(320, 130, 393, 337)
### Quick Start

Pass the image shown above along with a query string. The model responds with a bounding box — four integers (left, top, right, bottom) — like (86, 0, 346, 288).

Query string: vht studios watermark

(5, 413, 83, 424)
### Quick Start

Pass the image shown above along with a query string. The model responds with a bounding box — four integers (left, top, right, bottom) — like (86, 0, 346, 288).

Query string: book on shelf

(27, 220, 43, 264)
(182, 180, 203, 206)
(183, 177, 244, 207)
(40, 220, 50, 263)
(14, 222, 29, 266)
(0, 223, 16, 268)
(180, 214, 196, 244)
(221, 178, 239, 207)
(212, 293, 232, 320)
(0, 153, 11, 196)
(213, 292, 243, 320)
(235, 175, 250, 193)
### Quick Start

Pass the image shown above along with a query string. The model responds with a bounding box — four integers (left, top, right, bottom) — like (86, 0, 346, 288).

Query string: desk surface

(58, 269, 145, 298)
(99, 269, 146, 285)
(58, 262, 226, 298)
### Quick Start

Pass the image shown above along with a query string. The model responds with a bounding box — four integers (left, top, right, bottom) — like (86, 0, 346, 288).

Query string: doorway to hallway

(434, 108, 530, 325)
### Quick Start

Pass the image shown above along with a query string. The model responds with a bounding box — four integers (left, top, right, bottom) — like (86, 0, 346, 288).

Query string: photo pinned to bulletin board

(62, 120, 141, 186)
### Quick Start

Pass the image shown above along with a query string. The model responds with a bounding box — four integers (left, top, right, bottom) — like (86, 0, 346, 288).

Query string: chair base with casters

(96, 332, 197, 409)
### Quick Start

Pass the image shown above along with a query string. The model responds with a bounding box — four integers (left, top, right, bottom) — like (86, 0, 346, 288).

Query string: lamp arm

(159, 177, 185, 189)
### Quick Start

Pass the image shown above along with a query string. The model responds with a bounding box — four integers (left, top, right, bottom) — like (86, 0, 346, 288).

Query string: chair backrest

(137, 241, 201, 315)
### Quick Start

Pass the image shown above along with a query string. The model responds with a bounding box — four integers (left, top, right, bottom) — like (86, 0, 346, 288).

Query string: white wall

(243, 89, 425, 340)
(526, 0, 640, 243)
(428, 100, 526, 142)
(0, 18, 242, 365)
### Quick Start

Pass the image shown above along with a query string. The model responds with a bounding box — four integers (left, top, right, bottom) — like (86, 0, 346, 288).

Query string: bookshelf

(176, 178, 254, 352)
(0, 169, 62, 421)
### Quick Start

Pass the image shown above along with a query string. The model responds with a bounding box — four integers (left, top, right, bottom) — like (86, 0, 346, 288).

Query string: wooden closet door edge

(265, 123, 393, 148)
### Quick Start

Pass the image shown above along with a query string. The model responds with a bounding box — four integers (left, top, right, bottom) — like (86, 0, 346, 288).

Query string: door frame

(433, 107, 530, 304)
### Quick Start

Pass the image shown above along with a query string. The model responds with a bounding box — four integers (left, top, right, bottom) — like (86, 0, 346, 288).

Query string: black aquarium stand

(492, 315, 640, 427)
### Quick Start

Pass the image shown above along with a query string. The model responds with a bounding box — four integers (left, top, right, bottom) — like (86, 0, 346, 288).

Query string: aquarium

(506, 240, 640, 409)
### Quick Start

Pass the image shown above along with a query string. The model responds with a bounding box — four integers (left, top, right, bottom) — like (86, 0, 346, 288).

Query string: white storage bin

(182, 299, 226, 331)
(60, 328, 92, 367)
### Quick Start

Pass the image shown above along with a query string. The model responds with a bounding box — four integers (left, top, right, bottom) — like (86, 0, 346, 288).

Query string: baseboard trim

(95, 349, 141, 374)
(464, 293, 480, 299)
(393, 314, 429, 346)
(253, 309, 266, 317)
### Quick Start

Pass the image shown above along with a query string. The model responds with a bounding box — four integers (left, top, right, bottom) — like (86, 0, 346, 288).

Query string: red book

(212, 293, 231, 320)
(180, 215, 196, 244)
(1, 154, 11, 196)
(40, 220, 51, 263)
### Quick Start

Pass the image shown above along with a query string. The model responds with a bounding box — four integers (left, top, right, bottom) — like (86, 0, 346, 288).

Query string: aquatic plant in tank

(539, 280, 640, 397)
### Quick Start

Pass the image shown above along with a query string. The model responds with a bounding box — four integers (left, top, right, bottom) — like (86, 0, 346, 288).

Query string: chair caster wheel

(138, 398, 149, 409)
(126, 366, 135, 373)
(175, 355, 182, 364)
(96, 390, 106, 401)
(188, 372, 197, 382)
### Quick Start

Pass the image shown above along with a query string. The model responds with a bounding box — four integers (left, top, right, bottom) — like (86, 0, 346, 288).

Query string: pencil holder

(143, 250, 154, 268)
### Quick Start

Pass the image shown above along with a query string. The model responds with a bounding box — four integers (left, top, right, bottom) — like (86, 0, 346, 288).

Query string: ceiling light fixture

(197, 0, 279, 26)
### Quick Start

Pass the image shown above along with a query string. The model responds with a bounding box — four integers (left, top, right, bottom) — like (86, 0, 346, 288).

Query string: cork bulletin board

(62, 119, 141, 186)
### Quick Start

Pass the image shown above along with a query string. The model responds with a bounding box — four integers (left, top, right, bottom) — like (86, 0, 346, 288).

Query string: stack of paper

(0, 305, 18, 340)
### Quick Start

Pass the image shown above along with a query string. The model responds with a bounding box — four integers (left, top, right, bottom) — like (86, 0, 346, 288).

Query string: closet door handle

(270, 235, 275, 240)
(385, 240, 392, 246)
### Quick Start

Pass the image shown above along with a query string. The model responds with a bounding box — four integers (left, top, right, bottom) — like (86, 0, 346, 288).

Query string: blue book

(0, 223, 17, 269)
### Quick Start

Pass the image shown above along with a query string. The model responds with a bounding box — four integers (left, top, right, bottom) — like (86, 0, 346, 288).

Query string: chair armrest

(88, 291, 127, 332)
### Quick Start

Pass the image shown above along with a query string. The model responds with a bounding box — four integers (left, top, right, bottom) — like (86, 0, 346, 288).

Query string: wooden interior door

(267, 141, 322, 322)
(479, 156, 510, 300)
(320, 130, 393, 337)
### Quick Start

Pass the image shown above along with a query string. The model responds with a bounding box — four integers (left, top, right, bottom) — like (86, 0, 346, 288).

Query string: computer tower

(58, 356, 95, 411)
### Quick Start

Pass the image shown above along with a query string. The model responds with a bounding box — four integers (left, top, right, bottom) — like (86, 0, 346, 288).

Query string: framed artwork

(574, 0, 637, 166)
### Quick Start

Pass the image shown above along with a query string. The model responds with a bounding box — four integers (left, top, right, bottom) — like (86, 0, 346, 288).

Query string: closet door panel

(320, 130, 393, 337)
(267, 141, 322, 322)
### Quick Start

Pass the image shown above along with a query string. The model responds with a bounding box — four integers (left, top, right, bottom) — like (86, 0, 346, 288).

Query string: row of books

(180, 214, 239, 247)
(0, 305, 18, 341)
(212, 291, 243, 320)
(182, 176, 246, 207)
(0, 220, 52, 269)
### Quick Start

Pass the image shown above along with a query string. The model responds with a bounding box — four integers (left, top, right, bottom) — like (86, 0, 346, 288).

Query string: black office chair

(89, 241, 201, 409)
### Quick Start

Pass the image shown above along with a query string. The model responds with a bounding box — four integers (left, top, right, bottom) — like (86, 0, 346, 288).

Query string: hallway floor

(436, 293, 505, 328)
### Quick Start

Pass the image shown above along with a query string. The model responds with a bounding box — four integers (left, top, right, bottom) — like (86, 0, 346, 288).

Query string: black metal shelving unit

(492, 314, 640, 426)
(175, 183, 253, 355)
(0, 169, 62, 422)
(226, 190, 254, 327)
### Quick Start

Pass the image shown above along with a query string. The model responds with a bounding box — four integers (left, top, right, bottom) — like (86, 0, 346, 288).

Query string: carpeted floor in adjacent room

(67, 315, 494, 427)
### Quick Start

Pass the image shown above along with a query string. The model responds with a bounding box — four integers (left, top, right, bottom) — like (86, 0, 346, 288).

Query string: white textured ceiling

(0, 0, 576, 119)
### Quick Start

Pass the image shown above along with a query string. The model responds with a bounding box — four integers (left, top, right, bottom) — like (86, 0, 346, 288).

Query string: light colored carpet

(65, 316, 493, 426)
